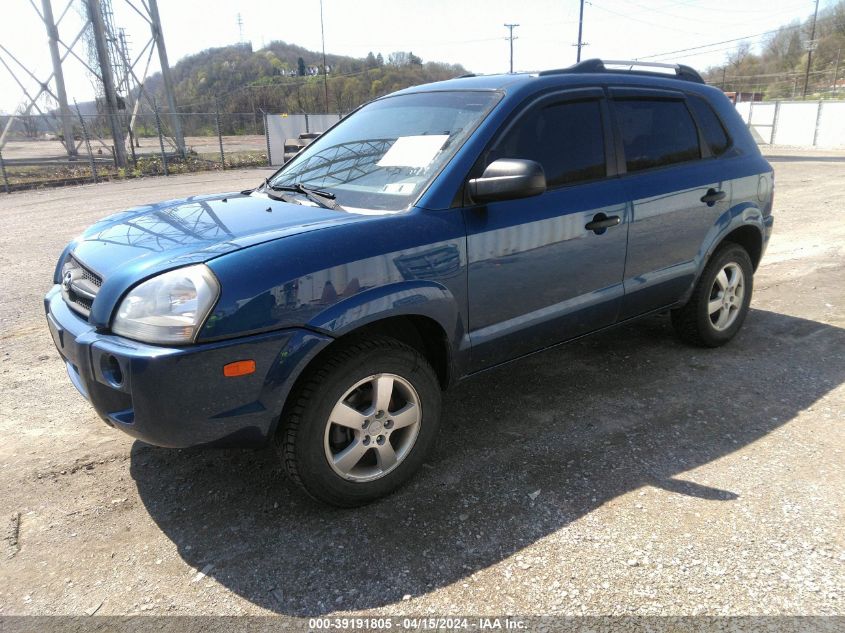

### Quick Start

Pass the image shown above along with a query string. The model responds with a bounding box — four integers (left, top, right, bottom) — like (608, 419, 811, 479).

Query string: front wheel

(277, 336, 441, 507)
(671, 243, 754, 347)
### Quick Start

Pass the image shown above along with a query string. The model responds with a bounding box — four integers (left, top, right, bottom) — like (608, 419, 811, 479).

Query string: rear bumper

(44, 286, 332, 448)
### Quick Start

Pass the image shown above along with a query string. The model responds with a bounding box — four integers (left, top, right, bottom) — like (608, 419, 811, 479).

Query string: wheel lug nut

(363, 436, 370, 445)
(377, 435, 385, 445)
(385, 419, 394, 429)
(362, 419, 369, 429)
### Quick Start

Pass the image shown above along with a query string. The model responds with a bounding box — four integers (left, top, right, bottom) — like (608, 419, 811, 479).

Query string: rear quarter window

(614, 99, 700, 173)
(687, 95, 731, 156)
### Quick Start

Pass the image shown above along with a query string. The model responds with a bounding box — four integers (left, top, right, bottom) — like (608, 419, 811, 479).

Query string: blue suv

(45, 60, 774, 506)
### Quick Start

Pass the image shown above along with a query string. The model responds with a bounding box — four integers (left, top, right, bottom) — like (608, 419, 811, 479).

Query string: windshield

(268, 90, 502, 211)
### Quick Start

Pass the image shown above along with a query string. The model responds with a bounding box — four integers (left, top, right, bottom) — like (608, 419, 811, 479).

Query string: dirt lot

(1, 135, 267, 161)
(0, 159, 842, 620)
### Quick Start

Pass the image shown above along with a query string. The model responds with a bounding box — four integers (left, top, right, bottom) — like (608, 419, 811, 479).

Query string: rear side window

(614, 99, 700, 172)
(687, 95, 730, 156)
(491, 99, 606, 187)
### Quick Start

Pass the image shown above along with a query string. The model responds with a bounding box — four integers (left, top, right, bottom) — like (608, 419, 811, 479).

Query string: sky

(0, 0, 831, 114)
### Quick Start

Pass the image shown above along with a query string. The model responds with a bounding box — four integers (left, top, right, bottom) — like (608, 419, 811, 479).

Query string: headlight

(112, 264, 220, 345)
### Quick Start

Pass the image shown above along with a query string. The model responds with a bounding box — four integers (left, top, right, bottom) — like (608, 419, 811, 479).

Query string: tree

(408, 52, 423, 66)
(388, 51, 409, 67)
(376, 53, 384, 67)
(297, 57, 306, 77)
(365, 52, 378, 69)
(15, 105, 39, 138)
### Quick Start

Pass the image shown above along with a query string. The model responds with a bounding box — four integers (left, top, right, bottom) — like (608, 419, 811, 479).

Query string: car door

(610, 88, 732, 320)
(463, 88, 629, 371)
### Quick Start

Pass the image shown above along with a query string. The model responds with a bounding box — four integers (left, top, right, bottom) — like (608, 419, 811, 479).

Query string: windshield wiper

(241, 178, 300, 204)
(271, 183, 344, 211)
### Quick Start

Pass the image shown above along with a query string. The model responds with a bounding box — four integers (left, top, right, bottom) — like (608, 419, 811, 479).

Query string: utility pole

(148, 0, 185, 157)
(86, 0, 127, 168)
(833, 47, 842, 97)
(803, 0, 820, 99)
(41, 0, 77, 157)
(320, 0, 329, 113)
(504, 23, 519, 73)
(576, 0, 586, 63)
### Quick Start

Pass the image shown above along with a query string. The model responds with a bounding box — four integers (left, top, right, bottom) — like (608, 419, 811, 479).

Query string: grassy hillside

(142, 41, 468, 121)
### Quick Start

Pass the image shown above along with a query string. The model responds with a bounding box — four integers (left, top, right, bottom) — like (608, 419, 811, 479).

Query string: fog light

(101, 354, 124, 387)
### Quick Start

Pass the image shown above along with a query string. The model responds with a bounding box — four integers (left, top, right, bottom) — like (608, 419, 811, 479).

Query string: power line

(635, 24, 803, 61)
(504, 23, 519, 73)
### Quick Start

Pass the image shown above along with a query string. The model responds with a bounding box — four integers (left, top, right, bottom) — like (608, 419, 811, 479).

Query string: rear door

(610, 88, 732, 319)
(463, 88, 629, 371)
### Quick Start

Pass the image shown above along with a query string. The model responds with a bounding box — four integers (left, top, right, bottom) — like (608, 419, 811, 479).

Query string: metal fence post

(152, 100, 169, 176)
(813, 100, 824, 147)
(0, 148, 10, 194)
(305, 113, 310, 133)
(128, 127, 138, 167)
(263, 110, 272, 167)
(75, 104, 98, 184)
(215, 100, 225, 168)
(771, 101, 781, 145)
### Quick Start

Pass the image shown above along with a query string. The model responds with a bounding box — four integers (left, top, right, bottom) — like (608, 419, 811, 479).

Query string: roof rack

(538, 58, 704, 84)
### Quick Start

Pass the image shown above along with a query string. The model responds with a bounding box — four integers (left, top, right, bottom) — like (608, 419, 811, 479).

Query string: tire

(277, 336, 442, 507)
(671, 242, 754, 347)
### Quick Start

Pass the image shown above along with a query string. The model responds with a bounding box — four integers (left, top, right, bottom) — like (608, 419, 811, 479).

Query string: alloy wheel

(708, 262, 745, 331)
(323, 373, 422, 482)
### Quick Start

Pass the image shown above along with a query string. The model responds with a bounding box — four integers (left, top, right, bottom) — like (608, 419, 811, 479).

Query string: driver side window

(489, 98, 607, 188)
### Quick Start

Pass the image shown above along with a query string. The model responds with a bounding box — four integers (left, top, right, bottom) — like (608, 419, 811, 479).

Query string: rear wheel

(277, 337, 441, 507)
(671, 243, 754, 347)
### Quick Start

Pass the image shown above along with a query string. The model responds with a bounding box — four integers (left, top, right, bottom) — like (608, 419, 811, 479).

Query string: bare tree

(15, 105, 39, 138)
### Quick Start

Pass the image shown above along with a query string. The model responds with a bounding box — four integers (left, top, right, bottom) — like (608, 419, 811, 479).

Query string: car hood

(71, 191, 372, 277)
(65, 191, 379, 326)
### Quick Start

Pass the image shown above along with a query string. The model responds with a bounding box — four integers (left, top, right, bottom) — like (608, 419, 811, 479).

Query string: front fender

(307, 280, 462, 341)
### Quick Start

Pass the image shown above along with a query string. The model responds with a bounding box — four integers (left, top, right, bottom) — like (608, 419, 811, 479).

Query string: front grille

(61, 255, 103, 318)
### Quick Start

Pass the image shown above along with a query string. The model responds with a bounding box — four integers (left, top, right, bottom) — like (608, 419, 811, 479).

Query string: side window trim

(608, 94, 705, 177)
(472, 87, 616, 194)
(608, 86, 686, 100)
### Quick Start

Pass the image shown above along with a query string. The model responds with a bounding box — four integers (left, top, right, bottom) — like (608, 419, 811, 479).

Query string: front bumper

(44, 286, 332, 448)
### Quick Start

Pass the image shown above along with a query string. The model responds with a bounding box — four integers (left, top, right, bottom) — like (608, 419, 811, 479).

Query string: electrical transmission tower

(504, 23, 519, 73)
(0, 0, 185, 167)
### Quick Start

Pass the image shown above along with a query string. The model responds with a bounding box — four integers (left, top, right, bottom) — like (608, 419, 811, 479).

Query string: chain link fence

(0, 107, 271, 193)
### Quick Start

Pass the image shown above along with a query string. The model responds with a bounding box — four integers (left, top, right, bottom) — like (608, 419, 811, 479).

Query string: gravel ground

(0, 160, 842, 620)
(2, 135, 267, 160)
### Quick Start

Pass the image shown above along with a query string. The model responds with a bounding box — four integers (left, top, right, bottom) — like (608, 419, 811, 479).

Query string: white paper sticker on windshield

(377, 135, 449, 169)
(382, 182, 418, 195)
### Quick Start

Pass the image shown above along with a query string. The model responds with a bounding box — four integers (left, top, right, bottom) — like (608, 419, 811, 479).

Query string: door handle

(700, 188, 727, 206)
(585, 213, 621, 234)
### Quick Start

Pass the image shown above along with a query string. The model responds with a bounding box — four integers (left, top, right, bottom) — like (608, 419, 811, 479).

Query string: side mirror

(467, 158, 546, 204)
